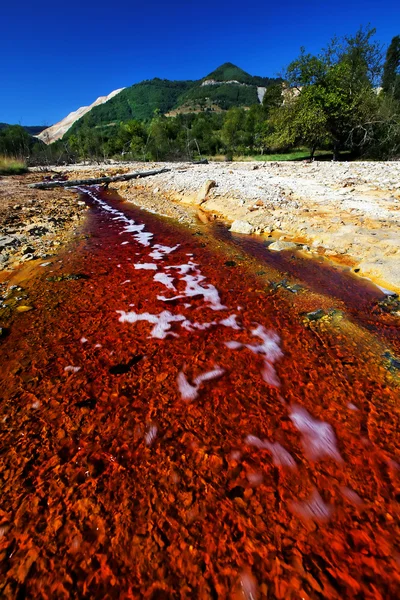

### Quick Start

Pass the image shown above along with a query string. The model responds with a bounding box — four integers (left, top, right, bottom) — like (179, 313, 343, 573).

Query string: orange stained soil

(0, 187, 399, 599)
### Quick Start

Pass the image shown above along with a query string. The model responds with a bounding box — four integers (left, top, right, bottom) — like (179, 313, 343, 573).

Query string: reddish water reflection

(1, 187, 399, 599)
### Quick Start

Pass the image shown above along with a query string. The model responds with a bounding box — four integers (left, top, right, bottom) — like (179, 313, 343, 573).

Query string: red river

(0, 187, 399, 598)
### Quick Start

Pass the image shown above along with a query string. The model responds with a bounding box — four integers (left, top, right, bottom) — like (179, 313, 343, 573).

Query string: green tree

(117, 120, 148, 159)
(221, 108, 246, 153)
(0, 125, 34, 158)
(382, 35, 400, 100)
(271, 27, 384, 158)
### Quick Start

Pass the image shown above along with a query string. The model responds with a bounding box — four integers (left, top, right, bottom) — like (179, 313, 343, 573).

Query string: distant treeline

(1, 28, 399, 164)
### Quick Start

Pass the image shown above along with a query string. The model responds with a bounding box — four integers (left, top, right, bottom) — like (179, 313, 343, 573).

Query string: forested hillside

(66, 63, 279, 138)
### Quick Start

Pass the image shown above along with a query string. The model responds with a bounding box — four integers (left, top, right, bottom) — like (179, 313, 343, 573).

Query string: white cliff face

(257, 87, 266, 103)
(37, 88, 125, 144)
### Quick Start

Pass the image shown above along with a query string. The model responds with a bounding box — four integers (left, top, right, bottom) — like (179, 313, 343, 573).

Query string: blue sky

(1, 0, 399, 125)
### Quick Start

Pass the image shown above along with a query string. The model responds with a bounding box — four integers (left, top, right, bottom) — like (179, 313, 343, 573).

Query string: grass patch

(208, 149, 352, 162)
(0, 156, 28, 175)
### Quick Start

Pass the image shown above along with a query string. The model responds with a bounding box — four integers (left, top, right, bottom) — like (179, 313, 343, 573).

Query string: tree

(117, 120, 147, 159)
(262, 83, 283, 116)
(0, 125, 34, 158)
(268, 89, 328, 158)
(382, 35, 400, 100)
(221, 108, 246, 154)
(273, 27, 384, 159)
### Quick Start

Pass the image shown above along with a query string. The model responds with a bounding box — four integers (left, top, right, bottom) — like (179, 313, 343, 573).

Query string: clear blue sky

(1, 0, 399, 125)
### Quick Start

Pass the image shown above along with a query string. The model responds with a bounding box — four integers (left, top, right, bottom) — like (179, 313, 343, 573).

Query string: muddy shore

(3, 160, 400, 294)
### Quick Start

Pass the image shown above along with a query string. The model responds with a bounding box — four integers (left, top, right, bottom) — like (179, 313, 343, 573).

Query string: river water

(1, 187, 399, 598)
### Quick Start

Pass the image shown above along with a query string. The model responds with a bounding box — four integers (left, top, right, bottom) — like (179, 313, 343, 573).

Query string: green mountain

(0, 123, 48, 135)
(201, 62, 274, 86)
(64, 63, 280, 139)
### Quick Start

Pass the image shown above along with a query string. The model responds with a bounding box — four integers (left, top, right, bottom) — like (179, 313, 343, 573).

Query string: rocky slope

(37, 88, 125, 144)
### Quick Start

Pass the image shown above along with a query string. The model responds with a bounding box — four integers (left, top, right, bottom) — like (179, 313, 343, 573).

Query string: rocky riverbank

(50, 160, 400, 294)
(0, 173, 88, 274)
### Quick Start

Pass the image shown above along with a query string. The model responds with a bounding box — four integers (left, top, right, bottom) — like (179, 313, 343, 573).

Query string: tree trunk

(310, 144, 317, 160)
(29, 168, 170, 190)
(332, 142, 340, 161)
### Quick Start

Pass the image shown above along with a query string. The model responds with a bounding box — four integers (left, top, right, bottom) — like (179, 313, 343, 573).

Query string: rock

(268, 241, 297, 252)
(0, 235, 19, 250)
(196, 210, 209, 224)
(230, 220, 254, 235)
(195, 180, 216, 205)
(21, 245, 35, 255)
(27, 225, 49, 237)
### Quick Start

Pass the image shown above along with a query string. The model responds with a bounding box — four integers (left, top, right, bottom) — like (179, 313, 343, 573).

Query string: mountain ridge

(40, 63, 280, 144)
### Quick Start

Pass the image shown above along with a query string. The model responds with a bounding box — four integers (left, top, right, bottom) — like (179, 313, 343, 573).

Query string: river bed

(1, 187, 399, 598)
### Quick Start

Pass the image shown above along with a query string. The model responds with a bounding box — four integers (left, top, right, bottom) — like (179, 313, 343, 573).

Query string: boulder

(268, 241, 297, 252)
(230, 220, 254, 234)
(195, 180, 216, 205)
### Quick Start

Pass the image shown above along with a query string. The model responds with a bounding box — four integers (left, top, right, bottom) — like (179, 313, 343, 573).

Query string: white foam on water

(347, 402, 359, 411)
(158, 268, 226, 311)
(224, 325, 282, 386)
(117, 309, 186, 339)
(153, 272, 177, 291)
(225, 340, 243, 350)
(134, 263, 158, 270)
(247, 471, 263, 486)
(177, 366, 225, 401)
(219, 314, 241, 330)
(64, 366, 81, 373)
(78, 187, 155, 247)
(145, 425, 158, 446)
(230, 450, 242, 461)
(340, 486, 363, 505)
(289, 405, 343, 462)
(245, 435, 296, 468)
(165, 261, 198, 275)
(149, 244, 180, 260)
(240, 570, 258, 600)
(177, 372, 198, 401)
(291, 489, 333, 522)
(181, 320, 214, 331)
(133, 230, 154, 246)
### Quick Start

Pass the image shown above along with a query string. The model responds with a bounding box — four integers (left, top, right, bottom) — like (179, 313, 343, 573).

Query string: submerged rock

(378, 294, 400, 316)
(383, 351, 400, 373)
(269, 279, 303, 294)
(15, 305, 34, 313)
(47, 273, 90, 282)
